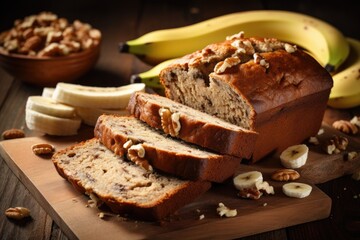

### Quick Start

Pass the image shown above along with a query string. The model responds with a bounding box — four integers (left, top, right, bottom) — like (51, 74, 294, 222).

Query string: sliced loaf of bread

(52, 138, 211, 220)
(128, 91, 258, 158)
(94, 115, 241, 182)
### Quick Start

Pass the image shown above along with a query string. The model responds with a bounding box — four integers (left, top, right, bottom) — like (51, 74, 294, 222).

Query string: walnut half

(159, 108, 181, 137)
(271, 169, 300, 182)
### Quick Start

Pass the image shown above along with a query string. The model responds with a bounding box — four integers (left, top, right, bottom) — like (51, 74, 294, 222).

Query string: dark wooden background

(1, 0, 360, 239)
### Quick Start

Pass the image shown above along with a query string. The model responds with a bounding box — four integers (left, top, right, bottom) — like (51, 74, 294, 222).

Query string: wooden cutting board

(2, 122, 358, 240)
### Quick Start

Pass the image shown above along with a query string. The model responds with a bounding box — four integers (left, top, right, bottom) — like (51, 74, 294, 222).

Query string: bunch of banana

(120, 10, 349, 72)
(328, 38, 360, 109)
(25, 83, 145, 136)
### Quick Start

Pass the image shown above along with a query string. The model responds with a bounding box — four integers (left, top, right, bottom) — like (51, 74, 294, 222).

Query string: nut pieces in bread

(280, 144, 309, 169)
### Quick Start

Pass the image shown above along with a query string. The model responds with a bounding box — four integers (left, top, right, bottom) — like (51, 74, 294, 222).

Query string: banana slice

(42, 87, 55, 98)
(282, 182, 312, 198)
(52, 82, 145, 109)
(25, 109, 81, 136)
(280, 144, 309, 169)
(26, 96, 76, 118)
(233, 171, 263, 190)
(75, 107, 128, 126)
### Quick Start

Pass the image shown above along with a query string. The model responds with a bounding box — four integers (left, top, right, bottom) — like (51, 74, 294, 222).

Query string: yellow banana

(329, 38, 360, 99)
(328, 93, 360, 109)
(119, 10, 349, 72)
(130, 58, 176, 89)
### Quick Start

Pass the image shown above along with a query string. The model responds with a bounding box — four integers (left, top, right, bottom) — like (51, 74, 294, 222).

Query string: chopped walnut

(350, 116, 360, 128)
(226, 31, 245, 41)
(127, 144, 153, 172)
(308, 136, 320, 145)
(214, 56, 241, 74)
(284, 43, 297, 53)
(271, 169, 300, 181)
(159, 108, 181, 137)
(322, 135, 348, 154)
(255, 181, 275, 195)
(0, 11, 101, 57)
(253, 53, 269, 68)
(123, 139, 133, 149)
(332, 120, 358, 135)
(238, 188, 263, 200)
(216, 203, 237, 218)
(344, 151, 359, 161)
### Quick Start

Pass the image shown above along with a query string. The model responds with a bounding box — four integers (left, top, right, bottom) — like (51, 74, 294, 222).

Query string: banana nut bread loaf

(159, 34, 333, 161)
(52, 138, 211, 220)
(94, 115, 241, 182)
(127, 91, 258, 158)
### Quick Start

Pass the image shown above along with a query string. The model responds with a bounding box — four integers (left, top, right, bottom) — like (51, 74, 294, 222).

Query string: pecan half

(5, 207, 31, 220)
(271, 169, 300, 181)
(2, 128, 25, 140)
(31, 143, 55, 155)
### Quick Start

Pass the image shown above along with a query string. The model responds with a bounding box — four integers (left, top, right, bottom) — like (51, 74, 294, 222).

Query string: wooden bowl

(0, 44, 100, 87)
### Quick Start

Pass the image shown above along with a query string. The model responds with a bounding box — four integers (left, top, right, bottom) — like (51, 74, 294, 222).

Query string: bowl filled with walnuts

(0, 12, 101, 87)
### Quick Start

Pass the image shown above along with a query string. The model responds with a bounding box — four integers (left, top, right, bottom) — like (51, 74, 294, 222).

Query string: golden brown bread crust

(160, 37, 333, 162)
(52, 138, 211, 220)
(94, 115, 242, 182)
(127, 91, 258, 158)
(211, 48, 333, 114)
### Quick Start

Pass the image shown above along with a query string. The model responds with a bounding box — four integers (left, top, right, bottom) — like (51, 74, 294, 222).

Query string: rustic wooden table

(1, 1, 359, 239)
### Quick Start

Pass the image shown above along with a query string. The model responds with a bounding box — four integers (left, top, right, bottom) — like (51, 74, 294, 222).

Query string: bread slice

(159, 36, 333, 161)
(94, 115, 241, 182)
(52, 138, 211, 220)
(127, 91, 258, 158)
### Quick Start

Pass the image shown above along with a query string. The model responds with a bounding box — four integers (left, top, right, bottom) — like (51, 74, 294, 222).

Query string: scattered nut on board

(5, 207, 31, 220)
(2, 128, 25, 140)
(271, 169, 300, 182)
(31, 143, 55, 155)
(332, 120, 358, 135)
(216, 203, 237, 218)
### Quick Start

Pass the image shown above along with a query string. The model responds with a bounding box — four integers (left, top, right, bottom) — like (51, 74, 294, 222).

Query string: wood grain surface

(1, 1, 360, 239)
(0, 134, 331, 240)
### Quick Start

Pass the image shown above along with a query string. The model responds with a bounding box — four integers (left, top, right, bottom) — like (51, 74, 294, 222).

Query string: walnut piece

(216, 203, 237, 218)
(127, 144, 153, 172)
(271, 169, 300, 182)
(2, 128, 25, 140)
(159, 108, 181, 137)
(5, 207, 30, 220)
(31, 143, 55, 155)
(350, 116, 360, 128)
(308, 136, 320, 145)
(344, 151, 359, 161)
(238, 188, 263, 200)
(214, 56, 241, 74)
(332, 120, 358, 135)
(322, 135, 348, 154)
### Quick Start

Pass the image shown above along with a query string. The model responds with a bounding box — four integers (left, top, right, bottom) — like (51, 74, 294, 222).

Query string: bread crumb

(199, 214, 205, 220)
(263, 202, 268, 207)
